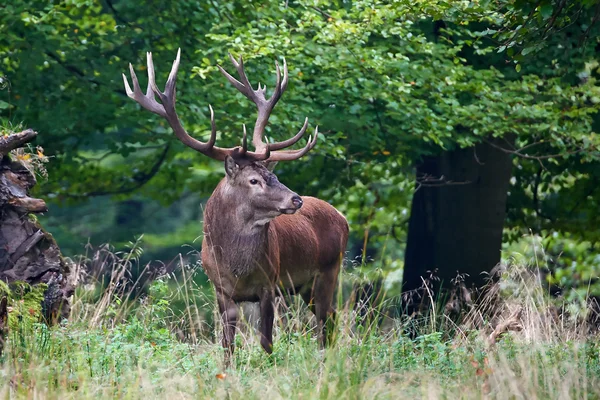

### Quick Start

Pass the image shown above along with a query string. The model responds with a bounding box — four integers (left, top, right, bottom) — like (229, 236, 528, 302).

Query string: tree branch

(579, 2, 600, 46)
(503, 0, 543, 49)
(103, 0, 131, 25)
(487, 307, 522, 346)
(484, 138, 588, 160)
(45, 51, 126, 97)
(532, 166, 555, 222)
(69, 143, 171, 198)
(310, 6, 334, 20)
(0, 129, 37, 156)
(414, 173, 472, 192)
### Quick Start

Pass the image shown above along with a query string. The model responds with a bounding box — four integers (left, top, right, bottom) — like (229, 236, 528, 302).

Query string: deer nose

(291, 195, 303, 209)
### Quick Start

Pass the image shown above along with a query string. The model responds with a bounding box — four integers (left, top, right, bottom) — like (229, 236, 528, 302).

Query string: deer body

(202, 163, 348, 357)
(123, 49, 348, 364)
(203, 187, 348, 301)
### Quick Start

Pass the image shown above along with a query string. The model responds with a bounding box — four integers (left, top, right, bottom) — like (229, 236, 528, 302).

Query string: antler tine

(123, 61, 166, 118)
(230, 54, 256, 99)
(268, 118, 309, 151)
(270, 60, 282, 103)
(145, 52, 157, 97)
(208, 105, 217, 148)
(268, 127, 319, 162)
(218, 55, 292, 153)
(281, 58, 289, 93)
(216, 66, 244, 93)
(215, 53, 260, 102)
(124, 48, 260, 162)
(127, 64, 140, 95)
(146, 51, 172, 109)
(240, 124, 248, 155)
(162, 47, 181, 99)
(213, 52, 318, 162)
(268, 57, 288, 104)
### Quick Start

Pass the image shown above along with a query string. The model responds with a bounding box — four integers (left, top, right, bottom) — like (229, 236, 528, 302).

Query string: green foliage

(504, 232, 600, 307)
(2, 259, 600, 398)
(471, 0, 600, 61)
(0, 0, 599, 297)
(0, 281, 47, 332)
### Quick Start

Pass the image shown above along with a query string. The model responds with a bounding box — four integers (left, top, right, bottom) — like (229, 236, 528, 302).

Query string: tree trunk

(402, 137, 513, 312)
(0, 129, 74, 325)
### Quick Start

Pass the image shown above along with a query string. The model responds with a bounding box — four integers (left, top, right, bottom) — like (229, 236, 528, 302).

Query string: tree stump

(0, 129, 74, 327)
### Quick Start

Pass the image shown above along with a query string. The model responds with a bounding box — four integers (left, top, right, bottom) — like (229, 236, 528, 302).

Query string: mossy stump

(0, 129, 74, 354)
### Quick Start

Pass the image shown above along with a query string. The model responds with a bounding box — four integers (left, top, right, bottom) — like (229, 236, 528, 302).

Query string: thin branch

(310, 6, 334, 20)
(103, 0, 131, 25)
(555, 4, 586, 34)
(414, 173, 472, 192)
(503, 0, 543, 48)
(487, 307, 522, 346)
(76, 144, 168, 163)
(567, 176, 599, 218)
(0, 129, 37, 156)
(208, 0, 233, 23)
(69, 143, 170, 198)
(532, 166, 555, 222)
(500, 135, 518, 151)
(512, 140, 545, 153)
(484, 138, 588, 160)
(371, 100, 389, 143)
(579, 2, 600, 47)
(45, 52, 126, 97)
(541, 0, 568, 40)
(473, 147, 484, 165)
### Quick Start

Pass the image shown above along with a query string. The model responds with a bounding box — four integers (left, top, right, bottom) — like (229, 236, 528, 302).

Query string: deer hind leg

(259, 289, 275, 354)
(313, 266, 340, 348)
(300, 279, 316, 315)
(217, 293, 238, 366)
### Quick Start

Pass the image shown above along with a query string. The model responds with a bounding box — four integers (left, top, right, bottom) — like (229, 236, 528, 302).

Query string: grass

(1, 251, 600, 399)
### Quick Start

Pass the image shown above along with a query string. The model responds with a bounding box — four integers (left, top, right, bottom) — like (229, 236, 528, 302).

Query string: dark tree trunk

(402, 137, 513, 312)
(0, 296, 6, 355)
(0, 129, 74, 326)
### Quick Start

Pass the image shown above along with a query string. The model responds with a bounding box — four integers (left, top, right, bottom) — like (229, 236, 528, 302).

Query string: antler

(123, 48, 269, 161)
(217, 54, 318, 162)
(123, 49, 317, 163)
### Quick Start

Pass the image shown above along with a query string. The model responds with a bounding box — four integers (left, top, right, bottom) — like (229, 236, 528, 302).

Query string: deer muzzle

(279, 195, 303, 215)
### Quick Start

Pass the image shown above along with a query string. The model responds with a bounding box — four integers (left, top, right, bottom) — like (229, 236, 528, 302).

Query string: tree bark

(402, 137, 513, 312)
(0, 129, 74, 325)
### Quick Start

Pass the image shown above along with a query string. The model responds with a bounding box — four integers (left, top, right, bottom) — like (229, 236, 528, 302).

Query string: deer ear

(224, 156, 240, 178)
(260, 160, 278, 172)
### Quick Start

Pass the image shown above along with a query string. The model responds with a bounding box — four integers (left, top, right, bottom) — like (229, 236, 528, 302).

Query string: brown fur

(201, 160, 349, 364)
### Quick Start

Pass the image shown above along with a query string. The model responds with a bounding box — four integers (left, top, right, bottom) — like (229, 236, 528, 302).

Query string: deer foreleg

(217, 293, 238, 366)
(314, 267, 339, 348)
(259, 289, 275, 354)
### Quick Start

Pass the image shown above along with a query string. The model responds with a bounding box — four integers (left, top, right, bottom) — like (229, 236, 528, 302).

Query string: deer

(123, 49, 349, 364)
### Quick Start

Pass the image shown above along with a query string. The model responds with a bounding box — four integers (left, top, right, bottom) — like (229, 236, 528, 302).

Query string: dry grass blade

(487, 306, 523, 346)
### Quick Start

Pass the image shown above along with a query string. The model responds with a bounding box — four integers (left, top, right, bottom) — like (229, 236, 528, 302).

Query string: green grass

(1, 258, 600, 399)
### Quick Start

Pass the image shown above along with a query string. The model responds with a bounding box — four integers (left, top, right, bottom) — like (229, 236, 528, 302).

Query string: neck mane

(203, 179, 270, 276)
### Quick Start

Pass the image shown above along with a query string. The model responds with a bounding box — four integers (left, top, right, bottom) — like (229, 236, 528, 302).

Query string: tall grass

(1, 247, 599, 399)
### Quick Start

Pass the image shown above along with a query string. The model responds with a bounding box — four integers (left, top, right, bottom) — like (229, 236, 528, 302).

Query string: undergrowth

(1, 248, 600, 399)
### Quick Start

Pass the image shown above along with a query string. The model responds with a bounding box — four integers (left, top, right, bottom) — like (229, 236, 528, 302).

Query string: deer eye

(249, 179, 259, 185)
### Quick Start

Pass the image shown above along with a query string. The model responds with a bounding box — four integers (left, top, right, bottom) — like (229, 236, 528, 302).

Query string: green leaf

(539, 4, 553, 20)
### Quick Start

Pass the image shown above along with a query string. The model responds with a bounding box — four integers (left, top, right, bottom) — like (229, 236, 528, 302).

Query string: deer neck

(203, 181, 271, 276)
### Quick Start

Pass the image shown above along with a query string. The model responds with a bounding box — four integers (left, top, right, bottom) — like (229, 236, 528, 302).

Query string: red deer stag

(123, 49, 348, 364)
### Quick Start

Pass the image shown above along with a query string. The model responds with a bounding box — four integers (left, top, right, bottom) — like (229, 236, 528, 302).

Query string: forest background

(1, 0, 600, 305)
